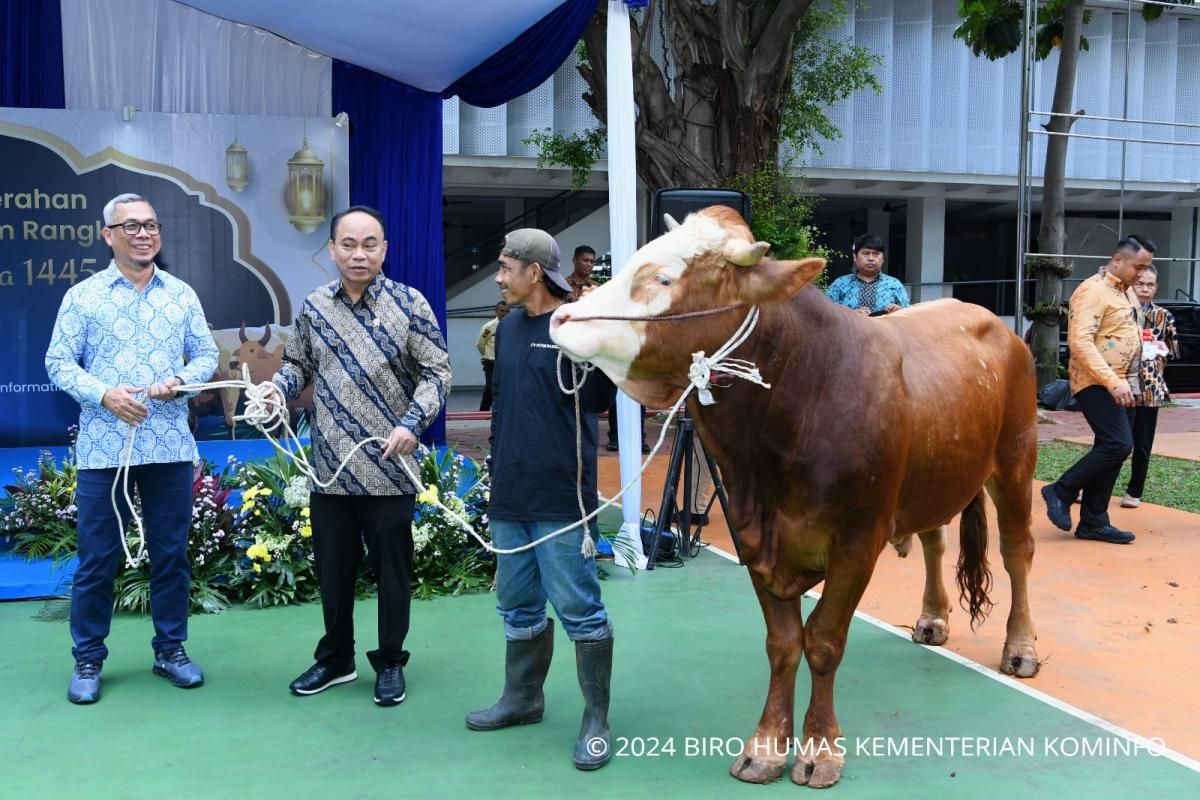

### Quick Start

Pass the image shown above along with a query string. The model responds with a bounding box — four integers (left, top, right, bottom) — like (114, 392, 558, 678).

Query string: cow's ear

(739, 257, 825, 303)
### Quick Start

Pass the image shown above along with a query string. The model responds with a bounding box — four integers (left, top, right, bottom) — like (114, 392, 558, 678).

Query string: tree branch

(745, 0, 815, 105)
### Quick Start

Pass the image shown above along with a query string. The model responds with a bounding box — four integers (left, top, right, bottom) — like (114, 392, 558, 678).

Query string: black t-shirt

(488, 306, 616, 521)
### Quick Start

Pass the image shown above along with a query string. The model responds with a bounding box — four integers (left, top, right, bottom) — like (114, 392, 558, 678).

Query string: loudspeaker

(650, 188, 751, 239)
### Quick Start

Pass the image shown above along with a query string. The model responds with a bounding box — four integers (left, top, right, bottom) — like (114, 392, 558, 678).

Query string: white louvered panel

(929, 1, 967, 174)
(1071, 10, 1113, 181)
(804, 0, 856, 168)
(889, 0, 932, 172)
(999, 52, 1024, 177)
(458, 102, 508, 156)
(507, 76, 554, 157)
(1173, 20, 1200, 182)
(1140, 16, 1177, 182)
(442, 98, 460, 155)
(852, 2, 894, 170)
(1111, 13, 1148, 182)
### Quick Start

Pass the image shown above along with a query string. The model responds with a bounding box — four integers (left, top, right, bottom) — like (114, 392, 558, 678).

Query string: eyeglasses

(107, 220, 162, 236)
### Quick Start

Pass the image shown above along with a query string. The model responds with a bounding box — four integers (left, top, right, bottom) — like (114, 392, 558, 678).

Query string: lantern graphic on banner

(225, 138, 249, 192)
(285, 138, 326, 233)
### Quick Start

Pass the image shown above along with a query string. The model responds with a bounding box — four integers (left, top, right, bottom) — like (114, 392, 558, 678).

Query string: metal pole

(1117, 0, 1133, 238)
(1014, 0, 1034, 334)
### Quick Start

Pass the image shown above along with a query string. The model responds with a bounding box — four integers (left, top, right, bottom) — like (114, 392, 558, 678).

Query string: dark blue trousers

(71, 461, 194, 663)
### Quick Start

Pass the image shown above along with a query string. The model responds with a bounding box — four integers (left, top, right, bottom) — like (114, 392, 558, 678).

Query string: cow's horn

(259, 324, 271, 346)
(238, 321, 248, 343)
(663, 213, 681, 231)
(723, 238, 770, 267)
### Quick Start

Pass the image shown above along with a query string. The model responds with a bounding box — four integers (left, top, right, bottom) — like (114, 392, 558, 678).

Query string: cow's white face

(550, 206, 824, 407)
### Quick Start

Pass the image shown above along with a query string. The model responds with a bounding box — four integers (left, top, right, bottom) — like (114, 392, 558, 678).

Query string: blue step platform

(1, 439, 300, 600)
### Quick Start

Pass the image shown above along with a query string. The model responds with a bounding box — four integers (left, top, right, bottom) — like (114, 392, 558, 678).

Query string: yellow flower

(262, 552, 273, 563)
(300, 524, 312, 538)
(253, 563, 262, 573)
(417, 484, 440, 505)
(247, 543, 268, 561)
(301, 507, 311, 518)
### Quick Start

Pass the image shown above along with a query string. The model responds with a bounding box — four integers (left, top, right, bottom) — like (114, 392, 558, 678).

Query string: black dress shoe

(289, 663, 357, 695)
(375, 663, 406, 706)
(1075, 524, 1135, 544)
(1041, 484, 1072, 531)
(605, 441, 618, 452)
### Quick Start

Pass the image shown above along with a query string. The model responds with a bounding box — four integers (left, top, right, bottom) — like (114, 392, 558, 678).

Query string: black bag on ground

(1037, 378, 1078, 411)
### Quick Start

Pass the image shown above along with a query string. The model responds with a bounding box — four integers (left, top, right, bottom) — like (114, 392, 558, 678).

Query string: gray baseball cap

(501, 228, 571, 294)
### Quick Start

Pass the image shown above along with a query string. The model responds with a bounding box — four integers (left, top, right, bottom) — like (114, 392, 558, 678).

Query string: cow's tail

(955, 490, 994, 629)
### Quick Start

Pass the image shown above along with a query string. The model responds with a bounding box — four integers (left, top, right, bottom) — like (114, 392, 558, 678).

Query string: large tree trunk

(578, 0, 814, 190)
(1030, 0, 1086, 390)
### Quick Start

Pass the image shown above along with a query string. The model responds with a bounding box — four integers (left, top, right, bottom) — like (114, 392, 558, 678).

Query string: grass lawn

(1035, 442, 1200, 514)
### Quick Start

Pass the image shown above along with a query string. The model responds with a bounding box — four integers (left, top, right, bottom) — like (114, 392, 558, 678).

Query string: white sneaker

(1120, 494, 1140, 508)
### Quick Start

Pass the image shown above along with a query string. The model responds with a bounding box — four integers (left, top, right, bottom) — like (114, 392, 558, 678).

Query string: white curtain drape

(60, 0, 331, 116)
(606, 1, 647, 570)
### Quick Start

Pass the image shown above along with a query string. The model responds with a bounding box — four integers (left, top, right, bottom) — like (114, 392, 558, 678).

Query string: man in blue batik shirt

(45, 193, 218, 705)
(826, 233, 911, 315)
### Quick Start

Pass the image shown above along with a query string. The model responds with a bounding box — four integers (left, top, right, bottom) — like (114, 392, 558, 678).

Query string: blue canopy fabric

(0, 0, 65, 108)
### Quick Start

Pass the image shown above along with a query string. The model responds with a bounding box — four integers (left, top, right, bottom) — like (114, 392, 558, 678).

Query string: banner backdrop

(0, 108, 349, 447)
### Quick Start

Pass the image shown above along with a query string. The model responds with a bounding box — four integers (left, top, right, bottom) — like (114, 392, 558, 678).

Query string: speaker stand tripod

(646, 411, 739, 569)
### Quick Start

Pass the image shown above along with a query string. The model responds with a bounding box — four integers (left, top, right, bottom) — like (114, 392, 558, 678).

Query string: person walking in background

(1121, 265, 1180, 509)
(1041, 235, 1154, 544)
(476, 301, 508, 411)
(45, 193, 219, 704)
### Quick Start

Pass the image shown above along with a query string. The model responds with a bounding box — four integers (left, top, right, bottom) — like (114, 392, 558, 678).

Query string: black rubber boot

(572, 637, 613, 770)
(465, 619, 554, 731)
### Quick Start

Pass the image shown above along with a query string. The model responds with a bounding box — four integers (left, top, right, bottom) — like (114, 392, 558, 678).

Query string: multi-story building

(442, 0, 1200, 388)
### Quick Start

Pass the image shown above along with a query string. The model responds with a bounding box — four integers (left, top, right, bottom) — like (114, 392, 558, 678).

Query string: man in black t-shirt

(465, 228, 617, 771)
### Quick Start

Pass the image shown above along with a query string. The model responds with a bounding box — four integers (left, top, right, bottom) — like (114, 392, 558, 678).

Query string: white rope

(111, 307, 768, 568)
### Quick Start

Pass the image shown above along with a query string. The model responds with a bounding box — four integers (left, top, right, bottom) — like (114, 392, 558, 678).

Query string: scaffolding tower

(1014, 0, 1200, 333)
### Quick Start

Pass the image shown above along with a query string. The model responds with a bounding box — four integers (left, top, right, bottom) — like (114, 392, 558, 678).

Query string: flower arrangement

(411, 445, 494, 599)
(0, 442, 495, 613)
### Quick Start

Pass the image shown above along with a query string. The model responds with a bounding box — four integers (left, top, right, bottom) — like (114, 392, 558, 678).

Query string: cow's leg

(985, 474, 1039, 677)
(729, 570, 811, 785)
(911, 526, 951, 646)
(793, 552, 878, 788)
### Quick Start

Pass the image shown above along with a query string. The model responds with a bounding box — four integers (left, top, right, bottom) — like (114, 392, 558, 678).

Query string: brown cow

(549, 207, 1039, 788)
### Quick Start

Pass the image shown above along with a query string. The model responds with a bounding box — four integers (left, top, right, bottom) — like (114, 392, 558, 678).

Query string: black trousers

(1125, 405, 1160, 499)
(309, 492, 415, 671)
(480, 359, 495, 411)
(1056, 385, 1135, 528)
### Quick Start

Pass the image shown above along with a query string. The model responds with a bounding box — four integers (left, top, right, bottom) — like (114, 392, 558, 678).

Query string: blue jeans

(490, 519, 611, 642)
(71, 462, 194, 662)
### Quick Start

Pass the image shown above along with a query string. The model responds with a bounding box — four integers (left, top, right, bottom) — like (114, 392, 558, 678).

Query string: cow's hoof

(1000, 643, 1040, 678)
(791, 756, 843, 788)
(729, 751, 785, 784)
(912, 615, 950, 646)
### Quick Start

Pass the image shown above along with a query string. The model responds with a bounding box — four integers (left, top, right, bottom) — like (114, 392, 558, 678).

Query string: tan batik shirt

(1067, 272, 1141, 395)
(275, 273, 452, 495)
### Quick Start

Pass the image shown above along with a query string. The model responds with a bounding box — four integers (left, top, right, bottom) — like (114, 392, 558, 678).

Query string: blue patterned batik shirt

(45, 262, 220, 469)
(274, 273, 452, 496)
(826, 273, 911, 314)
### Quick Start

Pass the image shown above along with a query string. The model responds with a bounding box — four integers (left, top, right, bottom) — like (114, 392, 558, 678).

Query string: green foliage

(725, 163, 829, 280)
(523, 127, 607, 191)
(1035, 442, 1200, 514)
(955, 0, 1096, 61)
(782, 1, 882, 155)
(0, 444, 496, 614)
(411, 447, 494, 599)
